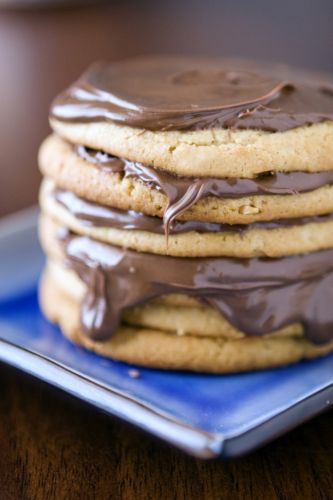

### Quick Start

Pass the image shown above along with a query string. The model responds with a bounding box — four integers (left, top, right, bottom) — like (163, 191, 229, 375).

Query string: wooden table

(0, 362, 331, 499)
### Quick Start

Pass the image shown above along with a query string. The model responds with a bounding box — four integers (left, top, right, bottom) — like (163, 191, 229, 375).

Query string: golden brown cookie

(40, 180, 333, 258)
(39, 134, 333, 225)
(50, 119, 333, 178)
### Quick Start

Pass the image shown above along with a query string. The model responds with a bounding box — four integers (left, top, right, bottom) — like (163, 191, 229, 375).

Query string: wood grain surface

(0, 363, 331, 500)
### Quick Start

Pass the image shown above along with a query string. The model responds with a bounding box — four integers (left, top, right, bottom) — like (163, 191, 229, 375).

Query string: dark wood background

(0, 3, 332, 498)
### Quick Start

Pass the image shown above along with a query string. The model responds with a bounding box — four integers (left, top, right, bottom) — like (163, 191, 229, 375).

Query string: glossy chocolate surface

(51, 57, 333, 131)
(62, 231, 333, 345)
(54, 188, 333, 234)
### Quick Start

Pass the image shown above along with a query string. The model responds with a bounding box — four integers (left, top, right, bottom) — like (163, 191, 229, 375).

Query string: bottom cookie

(39, 269, 333, 373)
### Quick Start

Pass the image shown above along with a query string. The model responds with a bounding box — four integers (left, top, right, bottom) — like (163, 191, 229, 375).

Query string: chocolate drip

(62, 231, 333, 345)
(53, 188, 333, 234)
(50, 57, 333, 131)
(76, 144, 333, 231)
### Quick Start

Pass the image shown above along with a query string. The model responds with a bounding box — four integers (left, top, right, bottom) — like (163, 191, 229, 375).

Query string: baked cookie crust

(50, 119, 333, 178)
(39, 134, 333, 225)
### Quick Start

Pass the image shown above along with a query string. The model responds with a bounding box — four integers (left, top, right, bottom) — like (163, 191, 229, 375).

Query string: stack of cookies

(38, 57, 333, 372)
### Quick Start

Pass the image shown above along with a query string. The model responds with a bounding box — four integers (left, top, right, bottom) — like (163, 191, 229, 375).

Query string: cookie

(49, 56, 333, 177)
(40, 181, 333, 258)
(39, 135, 333, 225)
(50, 119, 333, 179)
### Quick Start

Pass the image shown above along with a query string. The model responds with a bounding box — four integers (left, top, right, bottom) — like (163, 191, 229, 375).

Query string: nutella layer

(75, 144, 333, 231)
(61, 230, 333, 345)
(53, 188, 333, 235)
(50, 57, 333, 131)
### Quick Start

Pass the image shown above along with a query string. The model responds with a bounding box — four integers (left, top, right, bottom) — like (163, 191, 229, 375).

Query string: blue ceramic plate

(0, 208, 332, 458)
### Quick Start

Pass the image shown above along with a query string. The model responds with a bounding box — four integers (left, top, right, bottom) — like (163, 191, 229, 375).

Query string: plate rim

(0, 334, 331, 459)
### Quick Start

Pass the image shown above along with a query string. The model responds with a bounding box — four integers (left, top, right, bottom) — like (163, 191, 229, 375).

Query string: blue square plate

(0, 208, 332, 459)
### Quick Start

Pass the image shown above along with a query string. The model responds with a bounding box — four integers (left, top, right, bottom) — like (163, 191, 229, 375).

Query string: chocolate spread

(62, 231, 333, 345)
(75, 144, 333, 232)
(50, 57, 333, 131)
(54, 188, 333, 235)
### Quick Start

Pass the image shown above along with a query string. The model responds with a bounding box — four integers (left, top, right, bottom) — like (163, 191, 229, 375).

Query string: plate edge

(0, 337, 223, 459)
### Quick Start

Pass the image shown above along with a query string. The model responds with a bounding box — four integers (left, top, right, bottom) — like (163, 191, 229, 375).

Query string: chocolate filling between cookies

(53, 187, 333, 235)
(74, 144, 333, 234)
(61, 230, 333, 346)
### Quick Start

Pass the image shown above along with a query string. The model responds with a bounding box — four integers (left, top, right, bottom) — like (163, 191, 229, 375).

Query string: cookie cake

(38, 57, 333, 372)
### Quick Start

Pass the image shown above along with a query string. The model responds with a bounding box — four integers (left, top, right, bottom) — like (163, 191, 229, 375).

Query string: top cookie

(50, 56, 333, 177)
